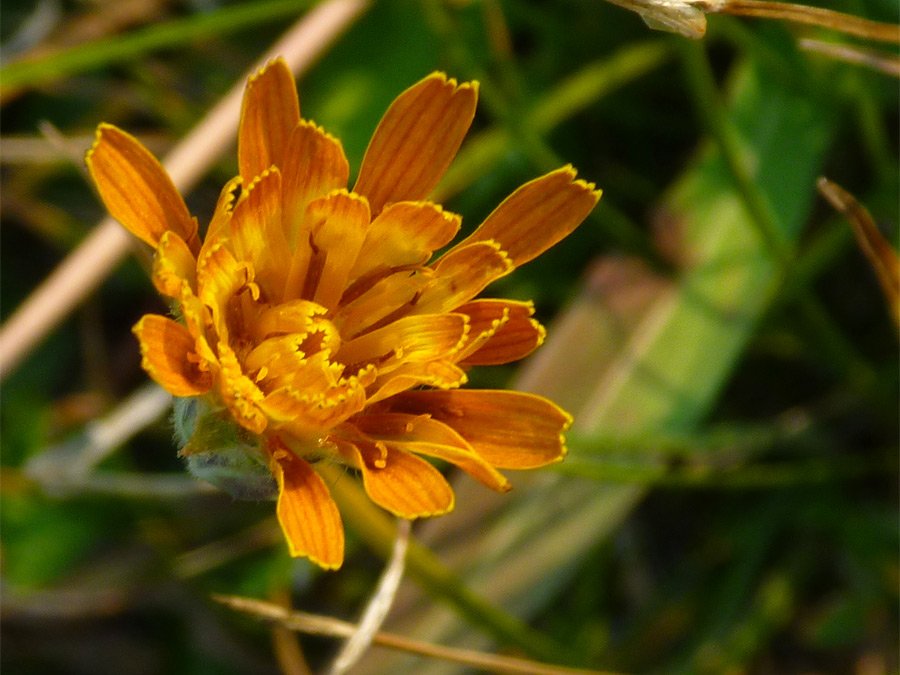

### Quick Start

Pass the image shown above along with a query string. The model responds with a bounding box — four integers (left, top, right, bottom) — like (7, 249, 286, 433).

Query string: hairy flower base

(87, 59, 600, 569)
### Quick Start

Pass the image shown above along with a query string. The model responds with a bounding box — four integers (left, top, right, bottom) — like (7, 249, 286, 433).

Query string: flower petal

(353, 73, 478, 215)
(349, 201, 461, 280)
(177, 288, 217, 364)
(196, 241, 253, 343)
(217, 342, 268, 434)
(365, 360, 467, 406)
(153, 231, 197, 298)
(262, 377, 368, 440)
(248, 343, 342, 395)
(353, 413, 510, 492)
(282, 120, 350, 245)
(342, 439, 454, 519)
(378, 390, 572, 469)
(132, 315, 212, 396)
(230, 168, 291, 298)
(456, 299, 545, 365)
(337, 313, 468, 369)
(238, 58, 300, 184)
(254, 300, 332, 342)
(332, 268, 434, 340)
(86, 124, 198, 251)
(414, 241, 513, 315)
(288, 190, 370, 310)
(269, 446, 344, 569)
(202, 175, 242, 251)
(450, 166, 601, 268)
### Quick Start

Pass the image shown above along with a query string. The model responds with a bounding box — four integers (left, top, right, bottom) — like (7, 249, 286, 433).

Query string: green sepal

(174, 397, 277, 501)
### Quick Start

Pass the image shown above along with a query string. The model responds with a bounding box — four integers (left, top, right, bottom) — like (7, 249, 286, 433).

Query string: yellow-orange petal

(291, 190, 370, 310)
(332, 268, 434, 340)
(353, 73, 478, 215)
(230, 168, 290, 297)
(344, 439, 454, 519)
(262, 379, 368, 439)
(132, 315, 212, 396)
(336, 313, 468, 368)
(414, 241, 513, 316)
(238, 58, 300, 185)
(365, 360, 467, 406)
(217, 342, 268, 434)
(153, 231, 197, 298)
(248, 343, 342, 395)
(378, 390, 572, 469)
(352, 413, 510, 492)
(254, 299, 331, 342)
(86, 124, 198, 252)
(456, 299, 545, 366)
(282, 120, 350, 245)
(450, 166, 601, 268)
(349, 201, 461, 280)
(202, 175, 242, 252)
(196, 241, 252, 342)
(269, 446, 344, 569)
(177, 287, 217, 362)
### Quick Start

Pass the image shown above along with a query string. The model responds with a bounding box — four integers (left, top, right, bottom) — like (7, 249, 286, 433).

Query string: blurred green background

(1, 0, 897, 673)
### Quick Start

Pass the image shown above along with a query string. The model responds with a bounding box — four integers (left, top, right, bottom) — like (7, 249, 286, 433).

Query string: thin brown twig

(174, 518, 284, 579)
(599, 0, 900, 42)
(213, 594, 624, 675)
(327, 519, 411, 675)
(0, 133, 170, 164)
(0, 0, 370, 380)
(25, 382, 170, 473)
(799, 38, 900, 77)
(37, 121, 94, 179)
(817, 177, 900, 331)
(714, 0, 900, 43)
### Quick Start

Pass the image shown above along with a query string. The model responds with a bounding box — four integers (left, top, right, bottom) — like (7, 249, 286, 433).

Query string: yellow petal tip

(299, 550, 343, 571)
(85, 123, 115, 163)
(250, 56, 290, 83)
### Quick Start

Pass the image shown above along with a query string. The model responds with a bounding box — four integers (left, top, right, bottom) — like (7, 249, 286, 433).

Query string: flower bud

(174, 397, 277, 500)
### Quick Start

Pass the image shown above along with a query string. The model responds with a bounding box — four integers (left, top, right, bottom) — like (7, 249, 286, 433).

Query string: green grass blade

(359, 52, 841, 675)
(1, 0, 315, 92)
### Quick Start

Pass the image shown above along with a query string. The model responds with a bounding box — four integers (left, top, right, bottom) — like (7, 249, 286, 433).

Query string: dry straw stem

(714, 0, 900, 43)
(603, 0, 900, 42)
(326, 519, 411, 675)
(21, 382, 192, 498)
(0, 0, 370, 380)
(817, 177, 900, 331)
(213, 594, 623, 675)
(799, 38, 900, 77)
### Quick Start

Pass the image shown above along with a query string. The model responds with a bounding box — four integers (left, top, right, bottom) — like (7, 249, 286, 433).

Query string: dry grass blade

(600, 0, 900, 42)
(0, 0, 370, 380)
(715, 0, 900, 43)
(23, 382, 172, 493)
(213, 594, 625, 675)
(601, 0, 710, 39)
(799, 39, 900, 77)
(0, 133, 170, 164)
(817, 177, 900, 331)
(327, 519, 411, 675)
(174, 519, 284, 579)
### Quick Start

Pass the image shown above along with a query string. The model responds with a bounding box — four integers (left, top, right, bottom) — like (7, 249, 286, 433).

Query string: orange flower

(86, 59, 601, 569)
